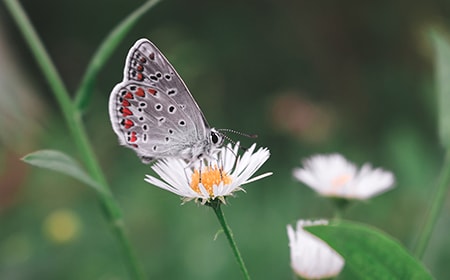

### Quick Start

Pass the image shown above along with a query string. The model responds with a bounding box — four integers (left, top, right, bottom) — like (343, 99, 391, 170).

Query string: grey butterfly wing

(109, 81, 204, 163)
(124, 38, 210, 136)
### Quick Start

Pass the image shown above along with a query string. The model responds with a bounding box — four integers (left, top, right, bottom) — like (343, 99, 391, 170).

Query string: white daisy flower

(145, 143, 271, 204)
(287, 220, 344, 279)
(293, 154, 395, 200)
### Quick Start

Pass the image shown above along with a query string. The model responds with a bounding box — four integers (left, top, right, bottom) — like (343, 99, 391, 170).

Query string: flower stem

(331, 198, 350, 220)
(414, 150, 450, 258)
(210, 200, 251, 280)
(3, 0, 145, 278)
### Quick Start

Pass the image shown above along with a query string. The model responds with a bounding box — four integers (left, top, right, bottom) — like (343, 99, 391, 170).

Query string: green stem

(331, 198, 350, 220)
(3, 0, 145, 278)
(414, 150, 450, 258)
(210, 200, 251, 280)
(333, 208, 343, 221)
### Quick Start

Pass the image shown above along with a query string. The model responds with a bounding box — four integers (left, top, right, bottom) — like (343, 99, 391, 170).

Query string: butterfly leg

(199, 160, 203, 184)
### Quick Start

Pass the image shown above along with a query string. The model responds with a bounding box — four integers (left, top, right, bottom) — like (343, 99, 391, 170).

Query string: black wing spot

(159, 117, 166, 124)
(179, 120, 186, 126)
(168, 105, 176, 114)
(143, 125, 148, 130)
(130, 86, 136, 91)
(156, 72, 162, 78)
(143, 134, 148, 142)
(155, 104, 162, 111)
(121, 90, 127, 96)
(165, 137, 170, 142)
(139, 117, 144, 121)
(150, 75, 158, 81)
(139, 102, 147, 108)
(153, 145, 157, 151)
(165, 74, 171, 80)
(167, 89, 177, 96)
(168, 129, 173, 134)
(138, 108, 142, 112)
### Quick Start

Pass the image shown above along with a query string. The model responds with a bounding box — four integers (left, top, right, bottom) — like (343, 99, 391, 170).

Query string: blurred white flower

(145, 143, 271, 204)
(287, 220, 344, 279)
(293, 154, 395, 200)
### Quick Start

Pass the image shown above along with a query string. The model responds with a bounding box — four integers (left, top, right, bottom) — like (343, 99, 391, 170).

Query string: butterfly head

(210, 128, 225, 149)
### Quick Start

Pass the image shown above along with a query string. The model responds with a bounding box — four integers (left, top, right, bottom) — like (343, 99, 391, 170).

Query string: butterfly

(109, 39, 224, 164)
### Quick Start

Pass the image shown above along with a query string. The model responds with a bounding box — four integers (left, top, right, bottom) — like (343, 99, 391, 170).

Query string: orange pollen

(330, 174, 352, 191)
(190, 165, 232, 196)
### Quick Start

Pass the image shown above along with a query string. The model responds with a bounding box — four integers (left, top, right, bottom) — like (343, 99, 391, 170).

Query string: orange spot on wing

(123, 92, 133, 99)
(130, 131, 137, 142)
(148, 88, 157, 95)
(135, 88, 145, 97)
(122, 99, 130, 107)
(122, 119, 134, 129)
(121, 107, 133, 116)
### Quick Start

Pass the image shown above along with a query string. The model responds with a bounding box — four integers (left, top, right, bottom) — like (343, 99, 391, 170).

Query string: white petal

(350, 164, 395, 199)
(293, 153, 395, 200)
(243, 172, 273, 185)
(287, 220, 344, 279)
(144, 142, 271, 203)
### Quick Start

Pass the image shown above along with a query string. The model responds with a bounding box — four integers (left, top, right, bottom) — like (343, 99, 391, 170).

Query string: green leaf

(22, 149, 101, 191)
(430, 29, 450, 148)
(74, 0, 161, 110)
(306, 220, 433, 280)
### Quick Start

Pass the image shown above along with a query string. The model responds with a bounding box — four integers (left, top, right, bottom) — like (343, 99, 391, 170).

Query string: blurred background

(0, 0, 449, 279)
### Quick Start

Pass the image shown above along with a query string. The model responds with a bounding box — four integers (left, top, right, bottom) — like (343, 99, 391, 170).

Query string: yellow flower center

(190, 165, 232, 196)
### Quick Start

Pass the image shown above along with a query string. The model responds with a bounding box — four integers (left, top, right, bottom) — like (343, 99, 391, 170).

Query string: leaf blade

(306, 220, 433, 280)
(430, 29, 450, 148)
(22, 149, 101, 191)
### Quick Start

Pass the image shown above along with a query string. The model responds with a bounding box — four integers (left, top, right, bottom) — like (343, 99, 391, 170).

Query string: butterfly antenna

(218, 129, 255, 152)
(220, 133, 239, 152)
(218, 128, 258, 139)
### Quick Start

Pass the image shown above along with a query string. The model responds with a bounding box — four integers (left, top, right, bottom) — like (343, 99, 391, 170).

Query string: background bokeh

(1, 0, 449, 279)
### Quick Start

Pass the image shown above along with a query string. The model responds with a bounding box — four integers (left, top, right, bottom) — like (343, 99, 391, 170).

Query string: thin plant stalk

(414, 150, 450, 259)
(210, 200, 251, 280)
(3, 0, 145, 278)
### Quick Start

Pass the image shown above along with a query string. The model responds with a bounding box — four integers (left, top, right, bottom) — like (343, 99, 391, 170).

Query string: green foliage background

(1, 0, 449, 279)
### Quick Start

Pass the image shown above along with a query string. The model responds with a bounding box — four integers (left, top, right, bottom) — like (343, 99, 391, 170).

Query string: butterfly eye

(210, 131, 223, 145)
